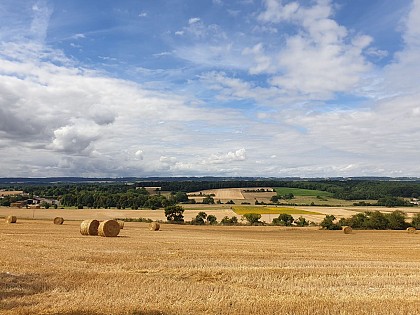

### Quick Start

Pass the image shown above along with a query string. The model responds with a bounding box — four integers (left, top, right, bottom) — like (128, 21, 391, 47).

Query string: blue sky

(0, 0, 420, 177)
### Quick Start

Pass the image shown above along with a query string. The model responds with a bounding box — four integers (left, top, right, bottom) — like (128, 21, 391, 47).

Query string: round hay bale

(80, 219, 100, 236)
(98, 220, 120, 237)
(117, 220, 124, 229)
(407, 227, 417, 234)
(342, 226, 352, 234)
(5, 216, 17, 224)
(149, 221, 160, 231)
(53, 217, 64, 225)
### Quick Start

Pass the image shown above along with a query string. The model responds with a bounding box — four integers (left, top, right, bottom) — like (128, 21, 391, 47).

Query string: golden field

(1, 218, 419, 315)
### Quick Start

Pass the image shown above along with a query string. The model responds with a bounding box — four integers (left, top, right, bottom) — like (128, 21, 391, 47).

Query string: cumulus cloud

(135, 150, 144, 160)
(205, 148, 247, 164)
(1, 0, 420, 178)
(255, 0, 372, 99)
(188, 17, 200, 25)
(49, 122, 101, 155)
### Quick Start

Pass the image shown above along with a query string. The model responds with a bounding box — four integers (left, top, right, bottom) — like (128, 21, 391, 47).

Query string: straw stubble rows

(0, 220, 419, 314)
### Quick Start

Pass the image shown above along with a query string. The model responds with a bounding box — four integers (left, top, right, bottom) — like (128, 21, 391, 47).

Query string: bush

(202, 196, 215, 204)
(412, 213, 420, 229)
(340, 210, 409, 230)
(364, 211, 389, 229)
(243, 213, 262, 225)
(220, 216, 238, 225)
(272, 213, 294, 226)
(385, 210, 409, 230)
(320, 215, 341, 230)
(191, 212, 207, 225)
(295, 216, 309, 227)
(207, 215, 217, 225)
(377, 196, 411, 207)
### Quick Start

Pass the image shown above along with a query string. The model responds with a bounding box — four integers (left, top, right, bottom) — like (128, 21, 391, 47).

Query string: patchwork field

(1, 220, 419, 315)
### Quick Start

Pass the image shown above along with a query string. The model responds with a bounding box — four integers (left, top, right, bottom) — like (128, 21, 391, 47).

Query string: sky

(0, 0, 419, 178)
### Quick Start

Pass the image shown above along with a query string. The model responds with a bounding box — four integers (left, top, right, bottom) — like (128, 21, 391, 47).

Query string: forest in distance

(2, 179, 420, 209)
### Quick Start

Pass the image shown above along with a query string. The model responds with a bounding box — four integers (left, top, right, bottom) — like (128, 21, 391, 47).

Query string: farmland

(231, 206, 322, 215)
(1, 219, 419, 315)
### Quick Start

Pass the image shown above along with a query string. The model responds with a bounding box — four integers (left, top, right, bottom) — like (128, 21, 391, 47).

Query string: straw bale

(149, 221, 160, 231)
(5, 216, 17, 224)
(342, 226, 352, 234)
(407, 227, 417, 234)
(80, 219, 100, 236)
(98, 220, 120, 237)
(117, 220, 124, 229)
(53, 217, 64, 225)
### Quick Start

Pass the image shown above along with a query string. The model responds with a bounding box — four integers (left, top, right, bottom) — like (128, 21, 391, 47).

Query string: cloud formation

(0, 0, 419, 177)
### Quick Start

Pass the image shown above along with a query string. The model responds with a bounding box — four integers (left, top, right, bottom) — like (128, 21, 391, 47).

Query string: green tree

(164, 205, 184, 223)
(174, 191, 189, 203)
(220, 216, 238, 225)
(202, 195, 215, 204)
(243, 213, 262, 225)
(385, 210, 408, 230)
(192, 211, 207, 225)
(320, 215, 341, 230)
(283, 193, 294, 200)
(207, 215, 217, 225)
(272, 213, 294, 226)
(295, 216, 309, 227)
(270, 195, 279, 203)
(412, 213, 420, 229)
(365, 211, 388, 229)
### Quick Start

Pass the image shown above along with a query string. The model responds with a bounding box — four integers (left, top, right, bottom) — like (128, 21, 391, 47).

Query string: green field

(232, 206, 322, 215)
(274, 187, 333, 197)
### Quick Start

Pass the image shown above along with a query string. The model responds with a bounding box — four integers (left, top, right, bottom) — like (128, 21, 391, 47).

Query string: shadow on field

(0, 272, 49, 309)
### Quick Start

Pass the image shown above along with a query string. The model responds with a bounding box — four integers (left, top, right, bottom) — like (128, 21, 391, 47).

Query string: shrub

(191, 212, 207, 225)
(320, 215, 341, 230)
(207, 215, 217, 225)
(385, 210, 409, 230)
(220, 216, 238, 225)
(272, 213, 294, 226)
(412, 213, 420, 229)
(295, 216, 309, 227)
(243, 213, 262, 225)
(364, 211, 389, 229)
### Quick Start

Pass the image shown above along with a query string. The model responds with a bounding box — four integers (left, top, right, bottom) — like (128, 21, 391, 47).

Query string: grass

(231, 206, 322, 215)
(274, 187, 333, 197)
(0, 220, 419, 314)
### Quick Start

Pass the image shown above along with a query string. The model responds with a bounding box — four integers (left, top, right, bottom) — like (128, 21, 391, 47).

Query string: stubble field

(1, 219, 419, 315)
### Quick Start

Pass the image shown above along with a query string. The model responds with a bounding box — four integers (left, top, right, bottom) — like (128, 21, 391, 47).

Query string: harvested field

(232, 206, 322, 215)
(0, 220, 419, 315)
(0, 190, 23, 197)
(188, 188, 246, 200)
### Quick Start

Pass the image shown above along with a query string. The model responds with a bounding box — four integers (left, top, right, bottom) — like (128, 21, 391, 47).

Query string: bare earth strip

(0, 220, 419, 315)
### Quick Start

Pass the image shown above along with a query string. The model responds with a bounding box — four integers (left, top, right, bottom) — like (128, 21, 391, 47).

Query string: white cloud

(135, 150, 144, 160)
(1, 0, 420, 178)
(49, 122, 101, 155)
(205, 148, 247, 165)
(253, 0, 372, 100)
(188, 17, 201, 25)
